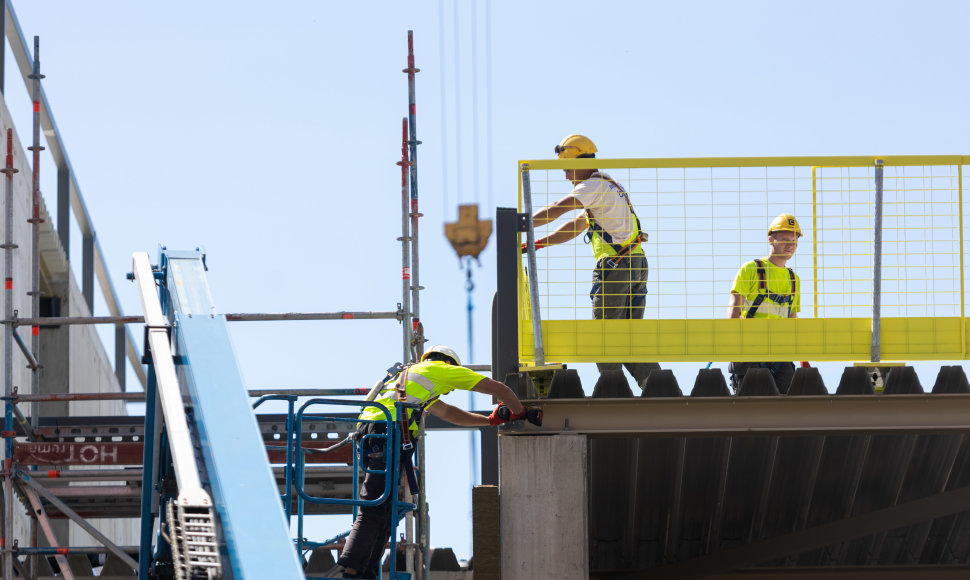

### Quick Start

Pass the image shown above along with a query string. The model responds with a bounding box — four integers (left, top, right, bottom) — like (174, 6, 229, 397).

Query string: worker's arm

(471, 377, 525, 415)
(533, 214, 588, 249)
(531, 194, 585, 228)
(728, 292, 743, 319)
(425, 399, 489, 427)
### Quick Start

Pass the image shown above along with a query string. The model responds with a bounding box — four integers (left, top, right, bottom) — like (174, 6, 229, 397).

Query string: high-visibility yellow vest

(358, 360, 483, 433)
(583, 172, 645, 262)
(732, 258, 800, 319)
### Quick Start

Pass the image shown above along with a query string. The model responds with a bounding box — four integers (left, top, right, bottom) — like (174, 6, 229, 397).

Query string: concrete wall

(0, 92, 136, 548)
(500, 434, 588, 579)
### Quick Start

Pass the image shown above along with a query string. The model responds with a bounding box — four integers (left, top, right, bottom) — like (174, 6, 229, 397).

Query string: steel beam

(511, 395, 970, 436)
(649, 484, 970, 580)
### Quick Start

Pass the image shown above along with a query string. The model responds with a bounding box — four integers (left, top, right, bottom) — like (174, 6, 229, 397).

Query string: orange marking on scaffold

(32, 326, 39, 336)
(47, 470, 60, 478)
(341, 313, 353, 319)
(4, 279, 11, 290)
(32, 102, 40, 112)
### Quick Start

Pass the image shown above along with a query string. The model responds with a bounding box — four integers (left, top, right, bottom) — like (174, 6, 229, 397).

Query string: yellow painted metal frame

(517, 155, 970, 364)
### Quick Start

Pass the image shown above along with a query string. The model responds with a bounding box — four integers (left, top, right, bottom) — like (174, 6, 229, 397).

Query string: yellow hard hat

(769, 213, 802, 238)
(555, 134, 597, 159)
(420, 344, 461, 366)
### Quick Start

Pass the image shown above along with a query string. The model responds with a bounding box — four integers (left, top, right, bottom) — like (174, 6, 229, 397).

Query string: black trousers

(728, 361, 796, 394)
(337, 423, 405, 578)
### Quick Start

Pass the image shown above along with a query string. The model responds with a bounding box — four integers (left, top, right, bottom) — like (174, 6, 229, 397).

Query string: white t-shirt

(572, 172, 637, 242)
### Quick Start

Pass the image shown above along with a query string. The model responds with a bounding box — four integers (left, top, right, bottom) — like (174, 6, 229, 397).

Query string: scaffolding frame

(0, 5, 432, 578)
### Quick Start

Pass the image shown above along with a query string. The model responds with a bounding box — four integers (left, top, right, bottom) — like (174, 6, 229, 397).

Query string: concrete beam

(501, 434, 588, 579)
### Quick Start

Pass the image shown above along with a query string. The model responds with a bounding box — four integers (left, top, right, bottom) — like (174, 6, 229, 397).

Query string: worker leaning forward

(727, 214, 803, 394)
(525, 134, 659, 389)
(331, 344, 538, 579)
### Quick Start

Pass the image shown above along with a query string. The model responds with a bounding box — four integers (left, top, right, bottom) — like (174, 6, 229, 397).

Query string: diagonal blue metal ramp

(134, 249, 305, 579)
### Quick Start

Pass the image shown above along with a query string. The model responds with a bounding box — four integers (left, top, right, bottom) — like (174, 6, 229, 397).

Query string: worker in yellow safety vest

(727, 213, 803, 394)
(525, 134, 659, 389)
(332, 344, 539, 579)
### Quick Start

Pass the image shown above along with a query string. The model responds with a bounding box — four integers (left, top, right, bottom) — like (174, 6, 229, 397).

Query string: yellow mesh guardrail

(518, 156, 970, 364)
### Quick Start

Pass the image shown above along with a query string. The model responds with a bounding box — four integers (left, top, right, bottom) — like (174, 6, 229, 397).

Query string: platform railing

(518, 155, 970, 364)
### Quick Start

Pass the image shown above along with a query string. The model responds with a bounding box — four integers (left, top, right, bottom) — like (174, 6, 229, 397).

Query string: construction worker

(331, 345, 537, 579)
(525, 134, 658, 388)
(727, 213, 802, 394)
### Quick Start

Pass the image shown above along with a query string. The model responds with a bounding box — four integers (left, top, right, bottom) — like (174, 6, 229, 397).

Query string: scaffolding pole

(1, 128, 17, 580)
(6, 309, 403, 327)
(27, 35, 43, 443)
(397, 117, 413, 365)
(403, 30, 428, 580)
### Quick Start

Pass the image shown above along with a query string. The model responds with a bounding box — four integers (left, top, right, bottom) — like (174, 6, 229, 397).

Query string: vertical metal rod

(82, 233, 94, 312)
(137, 362, 160, 580)
(958, 165, 965, 358)
(28, 36, 44, 434)
(284, 398, 295, 520)
(812, 166, 818, 320)
(57, 167, 68, 256)
(871, 159, 884, 363)
(520, 164, 545, 365)
(404, 30, 428, 580)
(115, 324, 125, 389)
(2, 128, 17, 580)
(0, 0, 5, 96)
(405, 30, 423, 358)
(397, 118, 412, 365)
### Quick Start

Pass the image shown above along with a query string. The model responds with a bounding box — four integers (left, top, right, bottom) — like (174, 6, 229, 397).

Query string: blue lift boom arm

(134, 249, 305, 579)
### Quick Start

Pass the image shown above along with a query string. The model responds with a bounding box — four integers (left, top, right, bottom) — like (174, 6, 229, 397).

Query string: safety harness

(745, 259, 797, 318)
(583, 172, 646, 268)
(390, 364, 437, 494)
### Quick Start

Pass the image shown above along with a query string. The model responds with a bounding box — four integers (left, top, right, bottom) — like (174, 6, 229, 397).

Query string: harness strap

(395, 367, 412, 450)
(745, 259, 796, 318)
(583, 172, 646, 256)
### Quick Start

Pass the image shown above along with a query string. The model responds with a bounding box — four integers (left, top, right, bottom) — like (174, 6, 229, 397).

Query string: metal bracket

(517, 212, 530, 232)
(141, 324, 171, 365)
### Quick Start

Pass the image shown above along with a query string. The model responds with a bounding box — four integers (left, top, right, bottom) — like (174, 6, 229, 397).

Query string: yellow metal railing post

(520, 163, 545, 365)
(960, 165, 966, 358)
(812, 166, 818, 320)
(871, 160, 884, 363)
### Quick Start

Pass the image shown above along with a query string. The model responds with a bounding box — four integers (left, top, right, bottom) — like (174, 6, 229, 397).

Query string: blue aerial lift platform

(130, 248, 414, 580)
(133, 249, 306, 579)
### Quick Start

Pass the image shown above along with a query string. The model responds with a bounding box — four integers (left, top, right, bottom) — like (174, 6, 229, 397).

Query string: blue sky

(8, 0, 970, 563)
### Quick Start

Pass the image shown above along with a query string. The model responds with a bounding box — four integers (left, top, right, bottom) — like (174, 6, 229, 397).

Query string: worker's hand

(488, 404, 512, 426)
(520, 240, 546, 254)
(524, 408, 543, 427)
